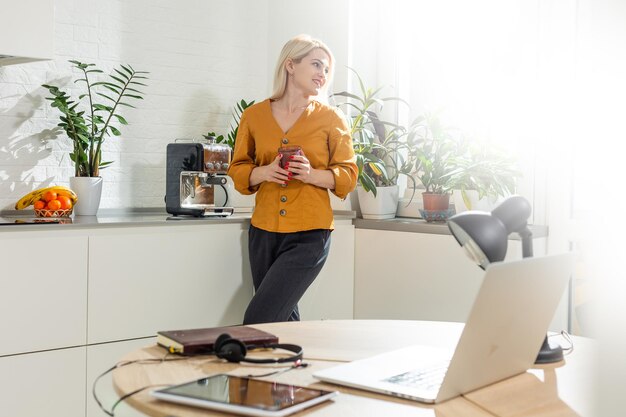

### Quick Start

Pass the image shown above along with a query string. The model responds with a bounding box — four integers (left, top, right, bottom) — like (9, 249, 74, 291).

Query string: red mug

(278, 145, 303, 169)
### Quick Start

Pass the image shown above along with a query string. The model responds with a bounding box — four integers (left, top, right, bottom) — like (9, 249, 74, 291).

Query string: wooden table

(112, 320, 595, 417)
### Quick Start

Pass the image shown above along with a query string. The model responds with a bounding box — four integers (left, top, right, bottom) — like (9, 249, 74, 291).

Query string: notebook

(313, 253, 573, 403)
(157, 325, 279, 356)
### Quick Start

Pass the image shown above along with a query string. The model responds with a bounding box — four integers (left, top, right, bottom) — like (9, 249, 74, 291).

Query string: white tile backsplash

(0, 0, 269, 210)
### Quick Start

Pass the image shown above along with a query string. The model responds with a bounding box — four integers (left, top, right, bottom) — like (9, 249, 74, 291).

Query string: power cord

(245, 359, 309, 378)
(219, 183, 229, 207)
(92, 352, 189, 417)
(548, 330, 575, 355)
(93, 352, 309, 416)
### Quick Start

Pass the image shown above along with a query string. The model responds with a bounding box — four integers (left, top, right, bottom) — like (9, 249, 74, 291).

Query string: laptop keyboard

(382, 361, 450, 392)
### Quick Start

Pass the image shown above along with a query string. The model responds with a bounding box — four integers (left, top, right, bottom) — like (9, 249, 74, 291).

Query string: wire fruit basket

(34, 208, 73, 218)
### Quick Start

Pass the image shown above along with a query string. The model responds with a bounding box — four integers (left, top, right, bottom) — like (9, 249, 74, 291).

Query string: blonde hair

(270, 34, 335, 101)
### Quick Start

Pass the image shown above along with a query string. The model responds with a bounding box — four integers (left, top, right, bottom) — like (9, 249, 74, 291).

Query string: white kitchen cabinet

(0, 216, 356, 417)
(0, 0, 54, 66)
(87, 223, 253, 344)
(86, 338, 155, 417)
(0, 233, 88, 356)
(299, 221, 355, 320)
(0, 347, 86, 417)
(353, 229, 566, 331)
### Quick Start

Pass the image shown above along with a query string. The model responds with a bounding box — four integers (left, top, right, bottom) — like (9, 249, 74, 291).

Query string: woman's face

(288, 48, 331, 97)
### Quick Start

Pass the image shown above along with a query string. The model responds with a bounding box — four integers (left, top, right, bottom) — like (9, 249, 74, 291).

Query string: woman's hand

(249, 155, 290, 186)
(287, 154, 313, 183)
(287, 153, 336, 189)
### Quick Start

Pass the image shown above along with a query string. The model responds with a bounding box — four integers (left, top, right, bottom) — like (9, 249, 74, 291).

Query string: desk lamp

(447, 195, 563, 364)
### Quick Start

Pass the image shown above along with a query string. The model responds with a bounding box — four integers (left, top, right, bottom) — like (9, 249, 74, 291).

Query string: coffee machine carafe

(165, 138, 234, 217)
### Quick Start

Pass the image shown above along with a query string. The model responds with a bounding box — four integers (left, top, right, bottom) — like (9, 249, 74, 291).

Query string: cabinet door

(0, 347, 86, 417)
(299, 223, 355, 320)
(88, 224, 253, 344)
(354, 229, 566, 330)
(0, 234, 87, 355)
(87, 338, 155, 417)
(355, 229, 484, 322)
(0, 0, 53, 65)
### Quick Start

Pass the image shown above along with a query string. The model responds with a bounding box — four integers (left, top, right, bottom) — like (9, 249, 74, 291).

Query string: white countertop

(0, 208, 548, 238)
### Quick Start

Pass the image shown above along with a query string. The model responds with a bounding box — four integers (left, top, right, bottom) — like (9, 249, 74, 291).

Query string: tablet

(151, 374, 338, 417)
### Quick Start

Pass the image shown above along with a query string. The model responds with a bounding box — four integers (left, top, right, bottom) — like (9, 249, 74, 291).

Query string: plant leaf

(113, 68, 130, 80)
(93, 104, 112, 112)
(96, 93, 116, 102)
(114, 114, 128, 125)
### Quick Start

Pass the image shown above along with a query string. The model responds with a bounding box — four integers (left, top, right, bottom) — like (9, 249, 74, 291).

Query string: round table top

(112, 320, 594, 417)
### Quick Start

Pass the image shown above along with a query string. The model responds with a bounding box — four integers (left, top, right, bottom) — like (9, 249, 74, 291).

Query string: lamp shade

(447, 195, 560, 364)
(447, 211, 508, 269)
(491, 195, 532, 233)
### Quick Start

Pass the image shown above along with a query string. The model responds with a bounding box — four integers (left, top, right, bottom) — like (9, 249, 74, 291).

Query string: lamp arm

(518, 227, 533, 258)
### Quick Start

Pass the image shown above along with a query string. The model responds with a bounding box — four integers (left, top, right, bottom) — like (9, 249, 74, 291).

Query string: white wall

(0, 0, 269, 210)
(267, 0, 352, 99)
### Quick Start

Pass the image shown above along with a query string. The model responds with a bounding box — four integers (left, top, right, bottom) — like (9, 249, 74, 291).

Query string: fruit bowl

(34, 208, 73, 218)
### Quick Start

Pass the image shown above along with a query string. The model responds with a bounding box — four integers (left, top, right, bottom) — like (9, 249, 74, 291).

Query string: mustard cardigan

(228, 99, 357, 233)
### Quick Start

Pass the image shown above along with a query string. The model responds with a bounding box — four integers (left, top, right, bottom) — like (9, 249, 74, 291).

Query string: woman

(228, 34, 358, 325)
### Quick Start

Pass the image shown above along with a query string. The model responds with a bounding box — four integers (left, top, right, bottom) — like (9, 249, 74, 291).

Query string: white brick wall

(0, 0, 270, 210)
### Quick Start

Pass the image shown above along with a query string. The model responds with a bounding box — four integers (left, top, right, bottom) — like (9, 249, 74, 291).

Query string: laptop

(313, 253, 573, 403)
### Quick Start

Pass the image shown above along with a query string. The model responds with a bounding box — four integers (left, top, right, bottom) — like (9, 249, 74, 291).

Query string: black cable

(548, 330, 575, 355)
(93, 352, 309, 415)
(92, 352, 189, 417)
(110, 384, 170, 415)
(219, 183, 228, 207)
(245, 360, 309, 378)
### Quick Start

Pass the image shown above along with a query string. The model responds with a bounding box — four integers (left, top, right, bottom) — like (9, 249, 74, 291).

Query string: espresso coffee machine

(165, 138, 234, 217)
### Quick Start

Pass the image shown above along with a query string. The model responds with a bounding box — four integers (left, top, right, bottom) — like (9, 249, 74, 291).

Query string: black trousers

(243, 225, 332, 325)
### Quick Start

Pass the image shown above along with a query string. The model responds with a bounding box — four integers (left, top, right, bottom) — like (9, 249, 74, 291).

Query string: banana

(54, 187, 78, 204)
(14, 186, 78, 210)
(15, 190, 43, 210)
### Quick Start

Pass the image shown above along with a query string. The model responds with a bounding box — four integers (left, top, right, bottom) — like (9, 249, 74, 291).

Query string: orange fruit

(57, 195, 72, 210)
(33, 200, 46, 210)
(43, 191, 58, 202)
(47, 199, 62, 210)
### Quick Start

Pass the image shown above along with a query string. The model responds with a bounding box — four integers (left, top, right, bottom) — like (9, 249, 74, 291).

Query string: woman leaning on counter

(228, 34, 357, 325)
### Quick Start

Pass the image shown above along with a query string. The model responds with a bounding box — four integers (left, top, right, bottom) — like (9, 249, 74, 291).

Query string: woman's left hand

(286, 153, 314, 184)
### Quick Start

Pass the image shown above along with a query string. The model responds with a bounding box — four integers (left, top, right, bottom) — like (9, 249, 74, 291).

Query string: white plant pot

(357, 185, 399, 220)
(70, 176, 103, 216)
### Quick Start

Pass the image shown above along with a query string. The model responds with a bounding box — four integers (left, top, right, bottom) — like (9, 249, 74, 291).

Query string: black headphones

(213, 333, 303, 364)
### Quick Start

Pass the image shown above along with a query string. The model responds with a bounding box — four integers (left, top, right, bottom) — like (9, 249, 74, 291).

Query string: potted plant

(452, 138, 521, 211)
(407, 113, 465, 221)
(205, 99, 255, 150)
(42, 60, 148, 215)
(333, 68, 415, 219)
(204, 99, 255, 211)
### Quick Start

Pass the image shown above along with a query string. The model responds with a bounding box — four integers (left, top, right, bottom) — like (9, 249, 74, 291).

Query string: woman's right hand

(249, 155, 290, 186)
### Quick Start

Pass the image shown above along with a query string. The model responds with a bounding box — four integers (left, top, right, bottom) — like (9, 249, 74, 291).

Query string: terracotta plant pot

(422, 192, 450, 211)
(420, 192, 453, 222)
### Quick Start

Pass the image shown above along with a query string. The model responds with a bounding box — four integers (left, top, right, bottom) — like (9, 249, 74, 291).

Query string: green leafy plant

(407, 113, 467, 195)
(332, 68, 415, 197)
(202, 132, 224, 142)
(454, 138, 521, 208)
(209, 99, 255, 150)
(42, 60, 148, 177)
(408, 113, 521, 203)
